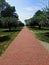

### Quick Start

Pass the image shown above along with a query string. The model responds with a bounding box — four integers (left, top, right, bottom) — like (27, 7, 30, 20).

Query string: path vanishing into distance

(0, 26, 49, 65)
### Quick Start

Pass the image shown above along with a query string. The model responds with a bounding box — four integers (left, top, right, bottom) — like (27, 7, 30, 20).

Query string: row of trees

(0, 0, 24, 30)
(25, 4, 49, 29)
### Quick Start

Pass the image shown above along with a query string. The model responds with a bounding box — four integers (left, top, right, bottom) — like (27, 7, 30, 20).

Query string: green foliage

(18, 21, 24, 26)
(0, 0, 5, 7)
(0, 17, 24, 30)
(1, 6, 16, 17)
(25, 9, 49, 29)
(25, 1, 49, 29)
(0, 0, 9, 11)
(0, 0, 23, 30)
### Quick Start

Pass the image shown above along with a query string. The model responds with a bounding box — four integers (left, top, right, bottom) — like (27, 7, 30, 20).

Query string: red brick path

(0, 26, 49, 65)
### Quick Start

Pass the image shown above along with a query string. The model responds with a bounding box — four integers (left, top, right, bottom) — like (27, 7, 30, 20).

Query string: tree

(0, 0, 10, 17)
(1, 3, 19, 30)
(45, 7, 49, 26)
(1, 6, 16, 17)
(0, 0, 5, 10)
(26, 10, 46, 29)
(18, 21, 24, 26)
(3, 17, 19, 30)
(25, 18, 32, 26)
(0, 19, 2, 27)
(33, 10, 44, 29)
(0, 0, 23, 30)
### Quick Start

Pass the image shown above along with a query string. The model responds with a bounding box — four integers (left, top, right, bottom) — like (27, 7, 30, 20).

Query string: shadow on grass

(44, 32, 49, 37)
(0, 35, 10, 42)
(36, 32, 49, 43)
(30, 26, 49, 30)
(3, 29, 21, 32)
(40, 32, 49, 37)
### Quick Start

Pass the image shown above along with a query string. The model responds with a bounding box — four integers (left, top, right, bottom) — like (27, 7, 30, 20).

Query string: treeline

(25, 3, 49, 29)
(0, 0, 24, 30)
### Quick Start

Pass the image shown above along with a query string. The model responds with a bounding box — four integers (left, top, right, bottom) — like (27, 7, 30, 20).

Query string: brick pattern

(0, 26, 49, 65)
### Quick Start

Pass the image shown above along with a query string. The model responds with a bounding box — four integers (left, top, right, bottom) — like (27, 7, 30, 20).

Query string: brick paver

(0, 26, 49, 65)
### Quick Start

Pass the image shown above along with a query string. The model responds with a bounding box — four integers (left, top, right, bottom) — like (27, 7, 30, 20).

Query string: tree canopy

(25, 6, 49, 29)
(0, 0, 24, 30)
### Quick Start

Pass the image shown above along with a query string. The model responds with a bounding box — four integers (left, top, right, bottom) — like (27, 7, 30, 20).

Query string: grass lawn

(29, 26, 49, 52)
(0, 27, 23, 56)
(29, 27, 49, 43)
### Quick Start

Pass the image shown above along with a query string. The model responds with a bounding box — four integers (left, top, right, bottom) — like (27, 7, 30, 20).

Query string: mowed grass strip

(0, 27, 23, 56)
(29, 27, 49, 52)
(29, 27, 49, 43)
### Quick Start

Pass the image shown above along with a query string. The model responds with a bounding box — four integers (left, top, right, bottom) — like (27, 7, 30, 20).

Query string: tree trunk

(39, 24, 41, 29)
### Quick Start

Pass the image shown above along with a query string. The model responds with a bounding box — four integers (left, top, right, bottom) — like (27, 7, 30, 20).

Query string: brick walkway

(0, 26, 49, 65)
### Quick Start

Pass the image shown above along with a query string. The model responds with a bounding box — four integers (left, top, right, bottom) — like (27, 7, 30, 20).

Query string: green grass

(29, 27, 49, 43)
(0, 27, 23, 56)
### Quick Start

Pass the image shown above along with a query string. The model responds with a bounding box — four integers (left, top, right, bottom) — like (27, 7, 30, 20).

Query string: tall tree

(25, 10, 46, 29)
(1, 6, 16, 17)
(43, 4, 49, 26)
(0, 0, 6, 11)
(0, 0, 10, 17)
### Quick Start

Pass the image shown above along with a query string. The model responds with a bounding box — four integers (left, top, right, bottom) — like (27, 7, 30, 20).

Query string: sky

(6, 0, 49, 24)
